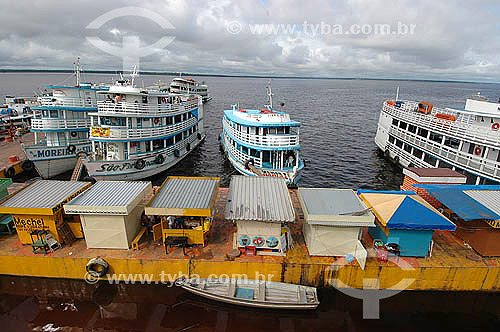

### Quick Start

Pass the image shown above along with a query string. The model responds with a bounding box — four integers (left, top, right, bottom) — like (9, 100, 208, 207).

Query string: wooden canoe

(174, 277, 319, 310)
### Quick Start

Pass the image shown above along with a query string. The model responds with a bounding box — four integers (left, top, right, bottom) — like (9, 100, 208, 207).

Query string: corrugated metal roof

(64, 181, 151, 214)
(149, 177, 219, 210)
(0, 180, 90, 209)
(465, 190, 500, 217)
(225, 176, 295, 223)
(299, 188, 374, 226)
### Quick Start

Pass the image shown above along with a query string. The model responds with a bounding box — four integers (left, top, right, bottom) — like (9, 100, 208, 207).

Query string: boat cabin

(359, 190, 456, 258)
(64, 181, 152, 249)
(225, 176, 295, 256)
(0, 180, 91, 244)
(298, 188, 375, 269)
(145, 176, 220, 248)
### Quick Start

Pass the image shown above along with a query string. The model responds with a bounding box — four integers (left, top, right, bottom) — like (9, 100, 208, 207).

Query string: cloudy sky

(1, 0, 500, 82)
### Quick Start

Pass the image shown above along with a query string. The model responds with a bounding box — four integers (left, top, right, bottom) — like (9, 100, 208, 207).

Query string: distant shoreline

(0, 69, 497, 85)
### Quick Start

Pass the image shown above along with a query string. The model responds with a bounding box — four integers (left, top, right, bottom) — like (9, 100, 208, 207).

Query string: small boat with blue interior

(83, 68, 205, 180)
(175, 277, 319, 310)
(22, 58, 108, 178)
(220, 84, 304, 185)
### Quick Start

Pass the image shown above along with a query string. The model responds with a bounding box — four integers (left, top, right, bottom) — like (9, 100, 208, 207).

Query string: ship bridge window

(429, 132, 443, 143)
(444, 137, 460, 149)
(399, 121, 407, 130)
(417, 128, 428, 138)
(408, 124, 417, 133)
(392, 119, 399, 126)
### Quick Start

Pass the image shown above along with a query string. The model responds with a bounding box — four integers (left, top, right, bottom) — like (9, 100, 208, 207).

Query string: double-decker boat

(0, 96, 37, 136)
(375, 92, 500, 185)
(220, 84, 304, 185)
(22, 59, 108, 178)
(83, 70, 205, 180)
(170, 76, 211, 103)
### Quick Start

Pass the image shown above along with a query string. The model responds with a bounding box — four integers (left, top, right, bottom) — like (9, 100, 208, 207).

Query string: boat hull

(84, 135, 205, 180)
(22, 142, 92, 178)
(178, 278, 319, 310)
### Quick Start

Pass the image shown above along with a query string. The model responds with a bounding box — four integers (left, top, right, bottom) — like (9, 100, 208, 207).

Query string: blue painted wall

(368, 224, 434, 257)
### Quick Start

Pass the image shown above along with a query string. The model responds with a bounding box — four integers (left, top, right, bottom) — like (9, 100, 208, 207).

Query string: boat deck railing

(38, 96, 97, 108)
(31, 118, 91, 130)
(96, 100, 199, 116)
(384, 101, 500, 149)
(90, 117, 198, 140)
(389, 126, 500, 179)
(223, 118, 299, 148)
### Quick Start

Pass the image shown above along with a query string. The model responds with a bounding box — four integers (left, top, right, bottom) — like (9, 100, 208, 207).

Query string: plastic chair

(44, 233, 62, 253)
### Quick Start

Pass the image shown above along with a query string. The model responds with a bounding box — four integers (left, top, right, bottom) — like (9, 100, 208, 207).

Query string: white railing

(223, 118, 299, 148)
(31, 118, 91, 130)
(92, 117, 198, 140)
(96, 100, 199, 116)
(38, 96, 97, 108)
(389, 126, 500, 179)
(383, 101, 500, 149)
(224, 134, 263, 167)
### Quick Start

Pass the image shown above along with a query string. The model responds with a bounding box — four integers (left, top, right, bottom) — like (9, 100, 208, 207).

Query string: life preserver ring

(21, 160, 34, 171)
(197, 133, 202, 140)
(238, 235, 251, 247)
(174, 276, 186, 287)
(5, 167, 15, 178)
(474, 146, 482, 156)
(253, 236, 264, 247)
(86, 258, 109, 278)
(70, 131, 78, 138)
(154, 118, 160, 125)
(266, 236, 279, 248)
(244, 159, 254, 170)
(186, 143, 191, 151)
(492, 123, 500, 131)
(161, 97, 166, 103)
(67, 145, 76, 153)
(134, 159, 146, 170)
(155, 154, 165, 164)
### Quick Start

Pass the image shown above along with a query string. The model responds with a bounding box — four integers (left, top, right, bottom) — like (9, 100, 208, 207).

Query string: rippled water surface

(1, 73, 499, 188)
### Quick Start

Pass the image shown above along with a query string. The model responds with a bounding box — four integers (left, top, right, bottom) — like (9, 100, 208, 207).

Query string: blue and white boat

(220, 85, 304, 185)
(22, 58, 108, 178)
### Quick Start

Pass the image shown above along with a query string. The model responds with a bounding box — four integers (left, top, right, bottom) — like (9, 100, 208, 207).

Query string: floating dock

(1, 188, 500, 291)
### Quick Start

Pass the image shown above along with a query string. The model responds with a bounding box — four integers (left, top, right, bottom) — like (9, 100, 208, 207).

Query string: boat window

(183, 113, 188, 121)
(399, 121, 407, 130)
(50, 110, 58, 118)
(166, 116, 173, 125)
(403, 143, 412, 153)
(242, 146, 248, 154)
(423, 153, 438, 167)
(153, 139, 164, 150)
(392, 119, 398, 126)
(417, 128, 428, 138)
(175, 115, 182, 123)
(395, 139, 403, 148)
(412, 148, 423, 159)
(388, 135, 395, 144)
(444, 137, 460, 149)
(166, 137, 174, 147)
(408, 124, 417, 134)
(175, 133, 183, 142)
(142, 96, 148, 104)
(285, 127, 290, 134)
(268, 128, 277, 134)
(277, 127, 285, 134)
(429, 132, 443, 143)
(158, 97, 162, 104)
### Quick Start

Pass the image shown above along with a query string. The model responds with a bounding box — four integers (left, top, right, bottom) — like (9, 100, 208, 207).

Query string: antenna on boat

(74, 57, 81, 86)
(395, 86, 400, 101)
(266, 80, 274, 109)
(130, 65, 138, 86)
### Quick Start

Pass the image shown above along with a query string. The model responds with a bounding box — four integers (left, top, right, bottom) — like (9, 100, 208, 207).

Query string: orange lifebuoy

(154, 118, 160, 125)
(474, 146, 482, 156)
(492, 123, 500, 131)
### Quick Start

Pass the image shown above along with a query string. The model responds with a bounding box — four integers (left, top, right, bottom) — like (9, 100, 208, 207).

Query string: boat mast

(395, 86, 400, 101)
(130, 65, 138, 86)
(74, 57, 81, 86)
(266, 81, 274, 109)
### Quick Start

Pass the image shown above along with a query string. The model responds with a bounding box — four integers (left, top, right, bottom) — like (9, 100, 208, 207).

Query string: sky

(1, 0, 500, 82)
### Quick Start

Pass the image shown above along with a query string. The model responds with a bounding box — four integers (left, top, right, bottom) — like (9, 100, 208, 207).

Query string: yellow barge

(0, 187, 500, 292)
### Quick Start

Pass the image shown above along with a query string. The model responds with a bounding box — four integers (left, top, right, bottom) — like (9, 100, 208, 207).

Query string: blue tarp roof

(414, 184, 500, 221)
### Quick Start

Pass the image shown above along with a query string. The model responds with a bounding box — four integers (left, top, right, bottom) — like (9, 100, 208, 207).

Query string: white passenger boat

(170, 76, 211, 103)
(22, 58, 108, 178)
(0, 96, 36, 136)
(220, 84, 304, 185)
(83, 69, 205, 180)
(175, 277, 319, 310)
(375, 92, 500, 184)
